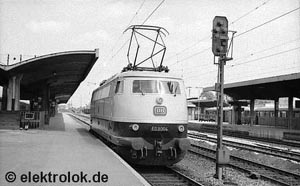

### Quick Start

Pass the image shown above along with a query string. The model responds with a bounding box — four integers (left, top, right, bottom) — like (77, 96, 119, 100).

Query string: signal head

(212, 16, 229, 56)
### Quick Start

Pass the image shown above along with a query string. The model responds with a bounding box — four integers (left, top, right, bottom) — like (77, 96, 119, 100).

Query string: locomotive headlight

(131, 124, 140, 131)
(156, 97, 163, 105)
(178, 125, 185, 132)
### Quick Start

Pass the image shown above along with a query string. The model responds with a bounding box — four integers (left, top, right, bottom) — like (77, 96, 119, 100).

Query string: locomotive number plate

(151, 126, 168, 132)
(153, 106, 167, 116)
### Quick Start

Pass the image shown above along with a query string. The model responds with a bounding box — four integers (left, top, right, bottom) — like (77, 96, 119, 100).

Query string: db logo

(153, 106, 167, 116)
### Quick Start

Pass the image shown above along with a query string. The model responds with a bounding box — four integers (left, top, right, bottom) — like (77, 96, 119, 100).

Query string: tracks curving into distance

(133, 166, 204, 186)
(70, 113, 300, 185)
(189, 143, 300, 186)
(69, 113, 204, 186)
(188, 132, 300, 162)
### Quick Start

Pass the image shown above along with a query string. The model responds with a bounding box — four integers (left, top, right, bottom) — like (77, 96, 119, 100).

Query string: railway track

(195, 127, 300, 148)
(134, 166, 203, 186)
(190, 144, 300, 186)
(71, 114, 300, 185)
(188, 132, 300, 162)
(69, 113, 203, 186)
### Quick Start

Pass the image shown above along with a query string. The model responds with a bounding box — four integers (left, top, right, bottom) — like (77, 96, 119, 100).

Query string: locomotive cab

(91, 71, 190, 165)
(90, 25, 190, 166)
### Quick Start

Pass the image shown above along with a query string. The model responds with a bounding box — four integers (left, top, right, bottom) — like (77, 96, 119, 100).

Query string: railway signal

(211, 16, 236, 180)
(212, 16, 229, 56)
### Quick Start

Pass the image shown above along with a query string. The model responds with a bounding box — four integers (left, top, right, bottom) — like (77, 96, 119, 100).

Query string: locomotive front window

(132, 80, 181, 94)
(160, 81, 181, 95)
(115, 80, 124, 94)
(133, 80, 158, 93)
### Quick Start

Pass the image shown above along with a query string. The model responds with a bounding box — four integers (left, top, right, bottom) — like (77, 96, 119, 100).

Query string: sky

(0, 0, 299, 107)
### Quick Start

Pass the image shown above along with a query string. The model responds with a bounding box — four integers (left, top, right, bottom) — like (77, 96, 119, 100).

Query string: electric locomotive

(90, 25, 190, 165)
(90, 70, 190, 165)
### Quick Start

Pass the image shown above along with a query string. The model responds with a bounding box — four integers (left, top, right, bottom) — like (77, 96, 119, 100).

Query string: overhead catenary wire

(230, 0, 271, 25)
(184, 46, 300, 80)
(168, 47, 211, 67)
(169, 7, 300, 70)
(165, 36, 211, 62)
(170, 38, 300, 79)
(126, 0, 147, 29)
(165, 0, 271, 63)
(111, 0, 166, 60)
(181, 37, 300, 72)
(235, 7, 300, 38)
(111, 38, 131, 59)
(109, 0, 147, 60)
(230, 46, 300, 67)
(141, 0, 165, 25)
(232, 37, 300, 62)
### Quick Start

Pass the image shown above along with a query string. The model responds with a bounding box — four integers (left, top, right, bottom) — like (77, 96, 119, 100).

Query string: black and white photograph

(0, 0, 299, 185)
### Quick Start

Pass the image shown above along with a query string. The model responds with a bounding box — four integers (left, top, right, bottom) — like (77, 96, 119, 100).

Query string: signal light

(212, 16, 229, 56)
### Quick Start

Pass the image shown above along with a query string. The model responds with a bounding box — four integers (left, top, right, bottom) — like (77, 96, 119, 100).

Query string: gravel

(191, 138, 300, 175)
(172, 152, 277, 186)
(170, 138, 298, 186)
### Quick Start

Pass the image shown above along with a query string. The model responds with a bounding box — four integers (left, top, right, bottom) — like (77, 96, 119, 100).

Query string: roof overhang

(204, 73, 300, 100)
(187, 99, 229, 108)
(0, 49, 99, 103)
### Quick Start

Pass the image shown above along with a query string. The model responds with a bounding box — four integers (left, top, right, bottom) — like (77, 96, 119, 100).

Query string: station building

(188, 73, 300, 141)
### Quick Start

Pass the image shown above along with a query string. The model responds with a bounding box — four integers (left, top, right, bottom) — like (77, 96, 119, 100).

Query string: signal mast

(211, 16, 236, 180)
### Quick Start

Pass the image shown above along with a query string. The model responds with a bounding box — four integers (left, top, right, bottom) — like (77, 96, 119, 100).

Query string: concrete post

(42, 84, 50, 124)
(237, 105, 242, 125)
(250, 99, 255, 126)
(1, 85, 8, 110)
(231, 105, 237, 124)
(7, 75, 23, 111)
(274, 98, 279, 127)
(14, 75, 22, 110)
(288, 96, 293, 129)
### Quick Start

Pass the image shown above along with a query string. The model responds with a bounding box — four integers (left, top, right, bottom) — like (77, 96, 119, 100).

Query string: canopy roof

(0, 49, 99, 103)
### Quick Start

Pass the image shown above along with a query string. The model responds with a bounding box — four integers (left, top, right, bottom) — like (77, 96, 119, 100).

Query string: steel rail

(190, 144, 300, 186)
(188, 133, 300, 162)
(134, 166, 204, 186)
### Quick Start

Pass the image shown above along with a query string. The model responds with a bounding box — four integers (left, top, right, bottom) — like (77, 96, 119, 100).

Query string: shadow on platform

(44, 113, 65, 131)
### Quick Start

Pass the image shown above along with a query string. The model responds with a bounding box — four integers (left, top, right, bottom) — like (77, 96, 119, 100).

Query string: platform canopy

(0, 49, 99, 103)
(204, 73, 300, 100)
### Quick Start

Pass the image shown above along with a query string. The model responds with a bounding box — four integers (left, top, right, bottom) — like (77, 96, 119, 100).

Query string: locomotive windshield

(132, 80, 180, 94)
(160, 81, 180, 94)
(133, 80, 158, 93)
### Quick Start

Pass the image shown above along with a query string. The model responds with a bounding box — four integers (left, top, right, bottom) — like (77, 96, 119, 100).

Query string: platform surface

(188, 120, 300, 141)
(0, 113, 149, 186)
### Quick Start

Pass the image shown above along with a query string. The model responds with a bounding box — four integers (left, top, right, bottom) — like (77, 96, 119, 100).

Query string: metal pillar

(212, 16, 234, 180)
(198, 102, 200, 121)
(215, 57, 225, 179)
(42, 84, 50, 124)
(250, 99, 255, 126)
(288, 96, 293, 129)
(274, 98, 279, 127)
(237, 105, 242, 125)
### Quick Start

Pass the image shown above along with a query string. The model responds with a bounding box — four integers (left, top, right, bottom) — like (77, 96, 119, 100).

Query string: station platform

(0, 113, 150, 186)
(188, 120, 300, 145)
